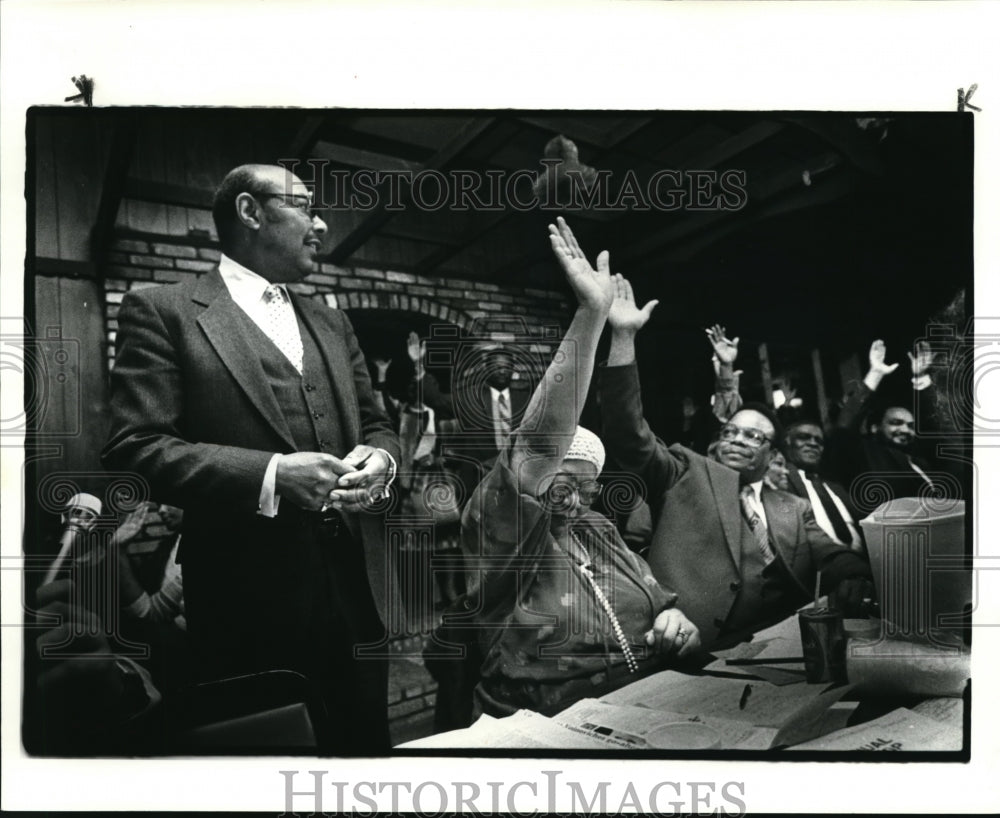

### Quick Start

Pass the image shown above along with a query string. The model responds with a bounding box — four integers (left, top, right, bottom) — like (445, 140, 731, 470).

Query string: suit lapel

(706, 459, 743, 569)
(787, 463, 809, 499)
(194, 270, 297, 451)
(761, 487, 810, 595)
(293, 296, 362, 446)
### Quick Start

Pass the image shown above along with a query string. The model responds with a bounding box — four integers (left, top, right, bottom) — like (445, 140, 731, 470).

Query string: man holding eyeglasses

(103, 164, 400, 752)
(596, 272, 874, 650)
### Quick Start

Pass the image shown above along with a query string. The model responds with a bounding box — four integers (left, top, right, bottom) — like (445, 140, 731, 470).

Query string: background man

(825, 339, 957, 516)
(448, 344, 532, 501)
(782, 419, 865, 551)
(102, 163, 400, 753)
(597, 272, 874, 649)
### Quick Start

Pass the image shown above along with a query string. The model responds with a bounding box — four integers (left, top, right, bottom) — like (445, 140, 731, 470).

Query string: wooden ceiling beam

(661, 171, 860, 264)
(325, 117, 496, 265)
(287, 114, 328, 160)
(312, 139, 423, 173)
(668, 120, 785, 169)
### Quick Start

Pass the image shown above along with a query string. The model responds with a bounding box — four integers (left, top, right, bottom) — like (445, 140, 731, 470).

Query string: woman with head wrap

(461, 219, 701, 718)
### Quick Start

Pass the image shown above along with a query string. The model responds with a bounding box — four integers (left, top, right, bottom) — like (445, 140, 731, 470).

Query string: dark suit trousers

(182, 511, 389, 755)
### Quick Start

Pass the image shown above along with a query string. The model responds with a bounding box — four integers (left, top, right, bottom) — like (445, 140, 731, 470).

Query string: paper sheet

(785, 707, 964, 752)
(600, 669, 848, 728)
(555, 699, 780, 750)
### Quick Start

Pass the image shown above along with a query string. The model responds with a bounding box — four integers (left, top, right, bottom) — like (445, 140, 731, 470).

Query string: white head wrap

(66, 493, 102, 515)
(564, 426, 605, 473)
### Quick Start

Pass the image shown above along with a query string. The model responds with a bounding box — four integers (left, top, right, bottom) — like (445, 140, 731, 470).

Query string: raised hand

(548, 216, 613, 313)
(608, 273, 658, 333)
(705, 324, 739, 365)
(406, 331, 426, 363)
(868, 339, 900, 377)
(110, 504, 150, 546)
(373, 358, 391, 380)
(907, 340, 936, 378)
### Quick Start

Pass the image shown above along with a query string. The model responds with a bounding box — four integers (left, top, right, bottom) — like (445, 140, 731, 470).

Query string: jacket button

(729, 580, 742, 592)
(304, 383, 315, 392)
(313, 411, 322, 419)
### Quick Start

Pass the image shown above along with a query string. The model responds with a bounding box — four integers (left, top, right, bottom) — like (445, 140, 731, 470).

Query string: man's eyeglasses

(544, 479, 604, 506)
(257, 191, 319, 219)
(719, 424, 772, 448)
(789, 431, 824, 445)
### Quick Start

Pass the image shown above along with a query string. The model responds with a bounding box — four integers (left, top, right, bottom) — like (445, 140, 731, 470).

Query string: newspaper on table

(600, 667, 852, 738)
(785, 706, 963, 751)
(398, 685, 856, 750)
(396, 709, 615, 750)
(552, 698, 851, 750)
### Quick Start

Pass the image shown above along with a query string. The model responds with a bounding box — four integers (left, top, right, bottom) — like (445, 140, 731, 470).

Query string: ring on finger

(677, 628, 688, 644)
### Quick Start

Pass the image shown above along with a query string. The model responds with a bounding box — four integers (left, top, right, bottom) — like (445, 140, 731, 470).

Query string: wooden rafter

(325, 117, 496, 265)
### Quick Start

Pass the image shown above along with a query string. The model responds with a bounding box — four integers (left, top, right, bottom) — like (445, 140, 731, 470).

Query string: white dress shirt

(490, 386, 512, 447)
(217, 254, 395, 517)
(801, 477, 863, 548)
(218, 254, 287, 517)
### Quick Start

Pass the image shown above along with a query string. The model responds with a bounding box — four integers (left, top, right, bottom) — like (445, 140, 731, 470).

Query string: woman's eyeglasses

(543, 479, 604, 507)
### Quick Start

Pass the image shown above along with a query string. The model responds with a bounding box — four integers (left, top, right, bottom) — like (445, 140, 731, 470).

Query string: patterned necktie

(806, 472, 854, 545)
(495, 391, 511, 449)
(262, 284, 303, 374)
(739, 485, 774, 565)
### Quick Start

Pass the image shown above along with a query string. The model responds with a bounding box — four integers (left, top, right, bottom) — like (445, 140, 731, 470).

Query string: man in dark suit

(782, 420, 865, 551)
(447, 344, 532, 501)
(102, 164, 400, 752)
(597, 272, 873, 650)
(825, 339, 960, 518)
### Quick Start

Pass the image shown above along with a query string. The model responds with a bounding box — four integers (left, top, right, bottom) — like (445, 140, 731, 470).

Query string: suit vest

(234, 306, 347, 458)
(721, 514, 798, 639)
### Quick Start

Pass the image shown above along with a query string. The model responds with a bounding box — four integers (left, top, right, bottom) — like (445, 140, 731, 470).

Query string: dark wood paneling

(31, 276, 110, 493)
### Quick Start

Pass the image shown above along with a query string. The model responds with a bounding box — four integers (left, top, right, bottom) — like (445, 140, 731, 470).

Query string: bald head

(212, 164, 327, 282)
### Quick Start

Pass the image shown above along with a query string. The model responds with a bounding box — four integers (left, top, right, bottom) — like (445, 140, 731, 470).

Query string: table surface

(397, 611, 968, 751)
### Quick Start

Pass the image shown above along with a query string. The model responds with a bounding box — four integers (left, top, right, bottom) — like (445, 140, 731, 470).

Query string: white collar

(218, 253, 285, 303)
(489, 386, 510, 401)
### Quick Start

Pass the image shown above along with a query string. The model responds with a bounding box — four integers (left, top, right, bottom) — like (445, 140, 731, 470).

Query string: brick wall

(102, 234, 572, 365)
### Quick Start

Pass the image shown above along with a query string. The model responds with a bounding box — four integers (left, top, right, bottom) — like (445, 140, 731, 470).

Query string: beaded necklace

(570, 531, 639, 674)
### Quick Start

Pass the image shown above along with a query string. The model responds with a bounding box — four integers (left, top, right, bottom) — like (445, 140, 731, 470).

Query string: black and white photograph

(2, 2, 998, 815)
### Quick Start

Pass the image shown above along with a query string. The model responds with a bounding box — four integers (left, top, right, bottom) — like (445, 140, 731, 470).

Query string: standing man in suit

(595, 269, 874, 650)
(102, 164, 400, 753)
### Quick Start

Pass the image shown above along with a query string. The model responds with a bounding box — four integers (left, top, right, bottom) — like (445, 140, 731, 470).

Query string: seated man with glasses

(461, 218, 700, 718)
(588, 251, 873, 652)
(782, 420, 865, 551)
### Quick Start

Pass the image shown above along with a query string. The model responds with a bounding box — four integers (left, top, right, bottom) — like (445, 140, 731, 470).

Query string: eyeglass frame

(253, 190, 320, 219)
(542, 477, 604, 506)
(718, 423, 773, 449)
(787, 430, 825, 445)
